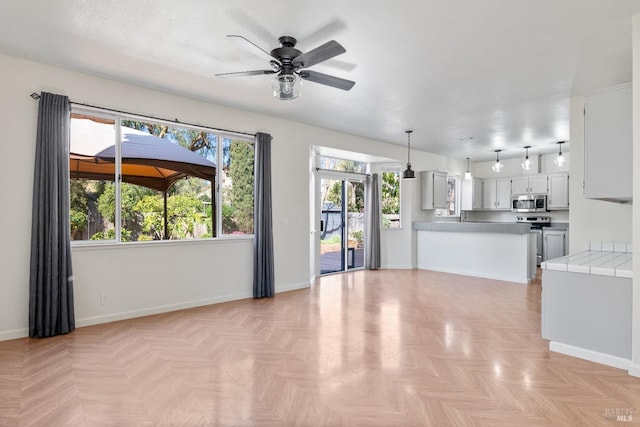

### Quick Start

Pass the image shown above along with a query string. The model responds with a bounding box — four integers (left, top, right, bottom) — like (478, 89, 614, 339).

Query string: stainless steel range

(516, 216, 551, 266)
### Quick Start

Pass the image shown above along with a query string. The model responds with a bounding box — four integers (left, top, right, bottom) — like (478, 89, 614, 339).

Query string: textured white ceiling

(1, 0, 639, 161)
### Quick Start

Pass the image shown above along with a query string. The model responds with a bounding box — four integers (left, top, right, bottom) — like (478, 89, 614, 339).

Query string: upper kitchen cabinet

(547, 173, 569, 210)
(584, 84, 632, 203)
(421, 171, 448, 209)
(483, 178, 511, 210)
(512, 175, 548, 195)
(461, 177, 483, 210)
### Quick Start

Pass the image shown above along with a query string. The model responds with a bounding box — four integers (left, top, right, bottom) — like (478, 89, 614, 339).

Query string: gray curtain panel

(365, 173, 381, 269)
(29, 92, 75, 338)
(253, 132, 275, 298)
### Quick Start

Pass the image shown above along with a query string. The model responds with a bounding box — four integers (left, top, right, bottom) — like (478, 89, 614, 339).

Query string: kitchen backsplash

(465, 210, 569, 224)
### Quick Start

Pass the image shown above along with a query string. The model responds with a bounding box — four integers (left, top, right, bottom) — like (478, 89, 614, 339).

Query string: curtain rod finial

(30, 92, 40, 100)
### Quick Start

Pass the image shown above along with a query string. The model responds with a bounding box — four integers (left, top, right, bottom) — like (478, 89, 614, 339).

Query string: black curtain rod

(30, 92, 256, 138)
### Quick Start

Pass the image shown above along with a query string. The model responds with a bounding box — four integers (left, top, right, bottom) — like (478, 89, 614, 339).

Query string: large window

(381, 171, 400, 228)
(69, 111, 254, 242)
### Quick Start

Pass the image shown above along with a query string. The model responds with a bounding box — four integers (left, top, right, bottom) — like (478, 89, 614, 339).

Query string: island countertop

(413, 221, 532, 234)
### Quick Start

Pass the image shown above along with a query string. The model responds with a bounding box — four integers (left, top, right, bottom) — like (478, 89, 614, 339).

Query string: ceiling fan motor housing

(271, 36, 302, 73)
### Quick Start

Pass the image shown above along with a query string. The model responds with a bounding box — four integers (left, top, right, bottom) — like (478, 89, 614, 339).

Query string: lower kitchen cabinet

(543, 227, 568, 261)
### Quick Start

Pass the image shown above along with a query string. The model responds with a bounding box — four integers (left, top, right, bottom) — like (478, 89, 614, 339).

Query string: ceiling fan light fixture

(521, 145, 532, 170)
(492, 149, 503, 173)
(272, 73, 301, 100)
(402, 130, 416, 180)
(553, 141, 566, 167)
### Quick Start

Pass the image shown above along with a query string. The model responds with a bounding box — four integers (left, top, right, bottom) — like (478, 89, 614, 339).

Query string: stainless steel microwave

(511, 194, 547, 212)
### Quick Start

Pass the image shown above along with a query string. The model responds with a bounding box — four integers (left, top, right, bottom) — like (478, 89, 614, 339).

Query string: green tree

(96, 183, 155, 241)
(381, 171, 400, 215)
(326, 179, 364, 213)
(133, 192, 206, 240)
(226, 140, 254, 233)
(69, 179, 89, 238)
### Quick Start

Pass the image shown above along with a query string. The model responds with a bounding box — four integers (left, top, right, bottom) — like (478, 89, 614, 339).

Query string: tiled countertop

(541, 241, 632, 278)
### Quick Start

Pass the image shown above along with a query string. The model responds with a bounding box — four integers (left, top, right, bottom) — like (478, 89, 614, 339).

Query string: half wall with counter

(541, 241, 632, 370)
(414, 221, 536, 284)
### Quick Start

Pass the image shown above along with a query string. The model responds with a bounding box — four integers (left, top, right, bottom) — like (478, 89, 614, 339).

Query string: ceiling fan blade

(292, 40, 346, 68)
(299, 70, 355, 91)
(215, 70, 276, 78)
(227, 35, 279, 64)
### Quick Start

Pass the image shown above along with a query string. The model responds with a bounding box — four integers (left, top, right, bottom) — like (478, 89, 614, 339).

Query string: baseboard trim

(416, 265, 528, 284)
(627, 363, 640, 377)
(0, 328, 29, 342)
(76, 292, 254, 329)
(549, 341, 632, 371)
(275, 280, 311, 293)
(381, 264, 414, 270)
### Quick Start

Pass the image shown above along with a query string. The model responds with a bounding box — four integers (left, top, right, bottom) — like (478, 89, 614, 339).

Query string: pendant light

(464, 157, 472, 180)
(553, 141, 566, 167)
(491, 149, 503, 173)
(521, 146, 532, 170)
(402, 130, 416, 179)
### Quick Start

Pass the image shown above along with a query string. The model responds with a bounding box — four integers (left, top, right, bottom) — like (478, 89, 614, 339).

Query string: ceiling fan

(215, 35, 355, 100)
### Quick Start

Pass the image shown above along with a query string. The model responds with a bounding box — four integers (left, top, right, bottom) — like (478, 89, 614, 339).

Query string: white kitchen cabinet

(482, 178, 511, 210)
(547, 173, 569, 210)
(530, 175, 548, 194)
(511, 175, 548, 195)
(461, 178, 482, 211)
(421, 171, 448, 209)
(584, 84, 632, 202)
(543, 228, 568, 261)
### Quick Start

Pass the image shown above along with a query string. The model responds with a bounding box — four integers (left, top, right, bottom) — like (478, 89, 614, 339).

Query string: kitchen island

(414, 221, 536, 284)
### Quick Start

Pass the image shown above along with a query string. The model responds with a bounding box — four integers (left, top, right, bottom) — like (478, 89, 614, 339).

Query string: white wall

(630, 13, 640, 378)
(0, 53, 465, 340)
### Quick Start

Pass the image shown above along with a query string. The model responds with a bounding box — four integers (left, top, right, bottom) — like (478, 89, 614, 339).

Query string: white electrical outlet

(100, 294, 109, 305)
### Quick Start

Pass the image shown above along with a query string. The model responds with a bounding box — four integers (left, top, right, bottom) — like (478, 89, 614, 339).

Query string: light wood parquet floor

(1, 269, 639, 426)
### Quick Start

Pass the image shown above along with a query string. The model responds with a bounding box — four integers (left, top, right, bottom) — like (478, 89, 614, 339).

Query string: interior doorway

(319, 177, 365, 274)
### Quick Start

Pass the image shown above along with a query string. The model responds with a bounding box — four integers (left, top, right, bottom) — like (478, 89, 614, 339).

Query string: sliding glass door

(319, 177, 365, 274)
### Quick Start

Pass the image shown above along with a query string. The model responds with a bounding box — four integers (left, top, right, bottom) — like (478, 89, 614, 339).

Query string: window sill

(71, 235, 253, 251)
